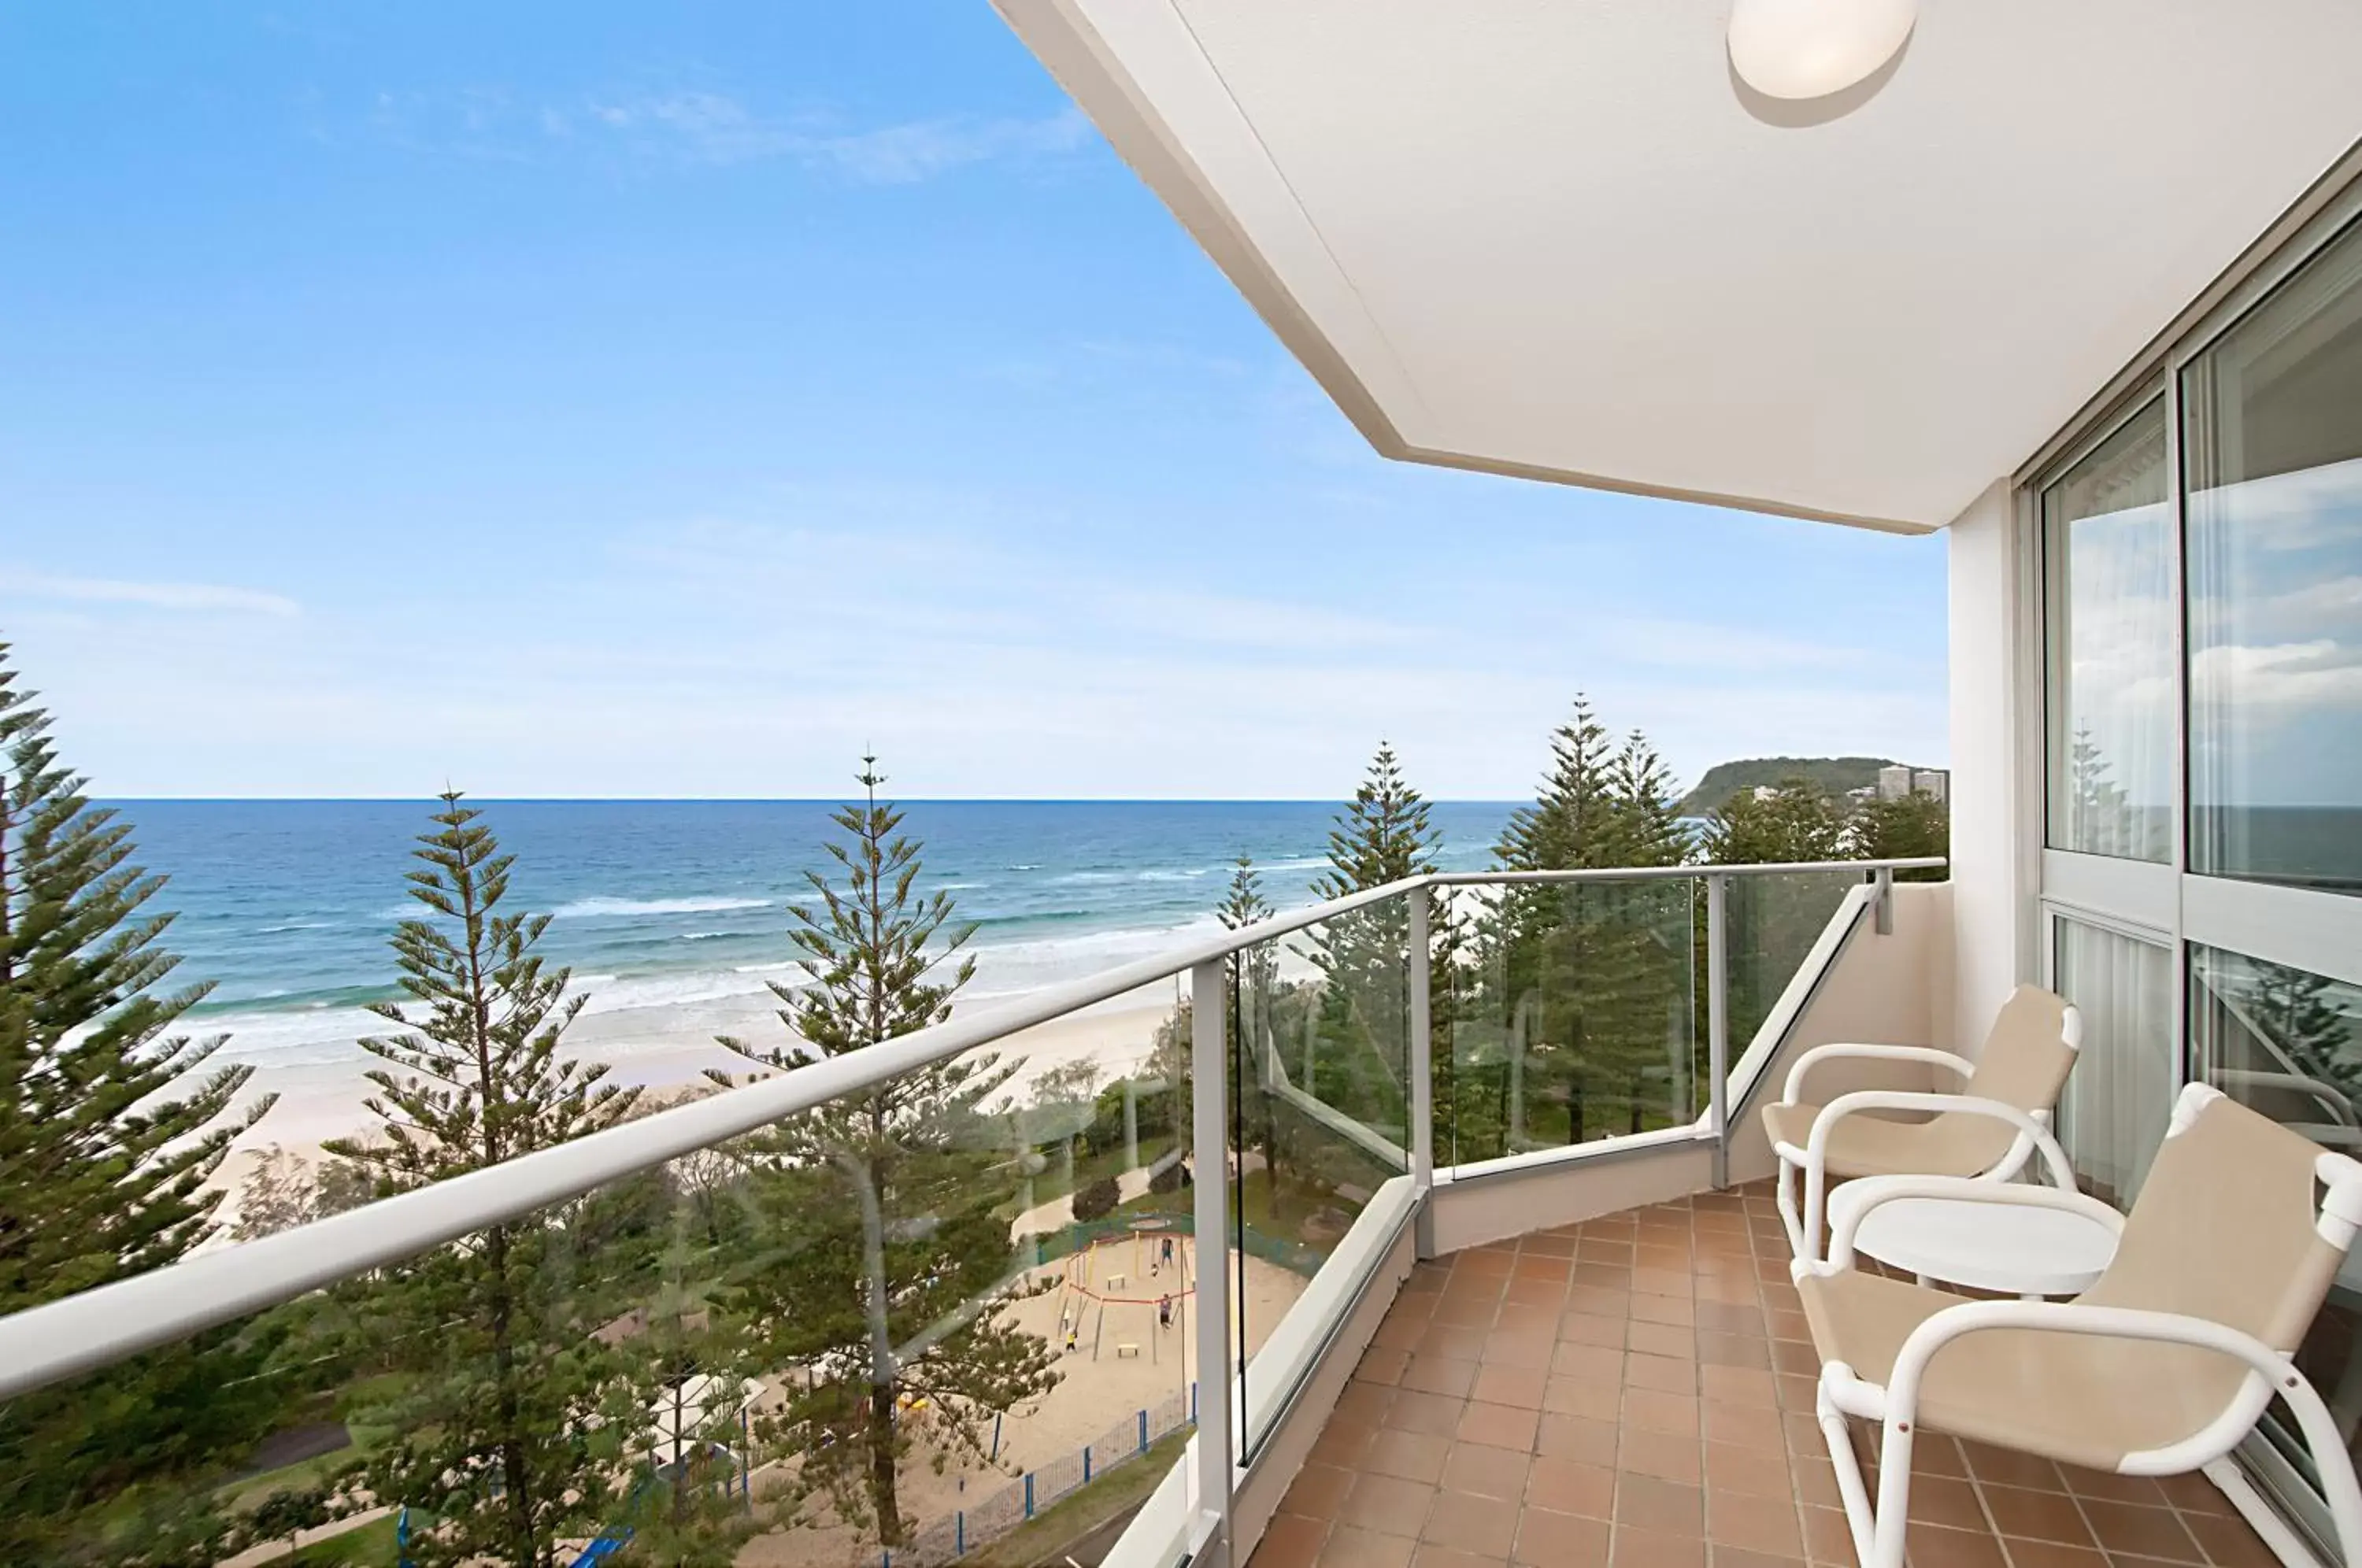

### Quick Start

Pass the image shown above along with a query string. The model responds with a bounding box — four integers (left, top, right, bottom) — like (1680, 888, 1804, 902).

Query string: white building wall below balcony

(1947, 479, 2034, 1054)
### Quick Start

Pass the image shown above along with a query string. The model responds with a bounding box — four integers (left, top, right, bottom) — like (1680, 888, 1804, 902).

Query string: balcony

(1249, 1184, 2268, 1568)
(0, 860, 2292, 1568)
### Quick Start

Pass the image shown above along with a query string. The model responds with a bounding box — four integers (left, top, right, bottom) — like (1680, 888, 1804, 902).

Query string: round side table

(1827, 1178, 2123, 1299)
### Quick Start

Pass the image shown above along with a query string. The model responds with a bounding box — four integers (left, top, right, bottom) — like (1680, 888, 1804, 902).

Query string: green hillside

(1677, 756, 1902, 817)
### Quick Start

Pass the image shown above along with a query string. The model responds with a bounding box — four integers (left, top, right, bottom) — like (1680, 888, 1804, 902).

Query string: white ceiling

(998, 0, 2362, 531)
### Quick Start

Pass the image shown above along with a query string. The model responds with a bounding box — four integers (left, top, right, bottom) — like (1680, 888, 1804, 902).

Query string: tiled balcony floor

(1253, 1185, 2279, 1568)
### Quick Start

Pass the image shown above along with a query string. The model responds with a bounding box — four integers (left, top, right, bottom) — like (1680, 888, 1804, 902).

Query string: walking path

(216, 1503, 394, 1566)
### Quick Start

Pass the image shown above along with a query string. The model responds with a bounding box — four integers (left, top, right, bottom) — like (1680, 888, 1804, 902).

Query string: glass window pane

(2043, 400, 2173, 860)
(2186, 218, 2362, 893)
(2191, 944, 2362, 1525)
(2051, 918, 2174, 1204)
(1442, 878, 1695, 1167)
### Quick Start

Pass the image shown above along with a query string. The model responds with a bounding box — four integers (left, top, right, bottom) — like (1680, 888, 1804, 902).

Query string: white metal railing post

(1407, 889, 1436, 1256)
(1188, 958, 1234, 1566)
(1874, 865, 1895, 935)
(1706, 874, 1731, 1190)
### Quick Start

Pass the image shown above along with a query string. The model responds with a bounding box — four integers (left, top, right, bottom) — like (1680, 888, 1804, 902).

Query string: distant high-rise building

(1876, 764, 1949, 803)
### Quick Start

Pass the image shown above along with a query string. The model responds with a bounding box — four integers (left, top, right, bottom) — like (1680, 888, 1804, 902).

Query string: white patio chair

(1764, 982, 2081, 1259)
(1796, 1082, 2362, 1568)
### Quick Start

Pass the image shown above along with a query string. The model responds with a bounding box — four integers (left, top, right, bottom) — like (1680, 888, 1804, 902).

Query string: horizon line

(90, 794, 1541, 806)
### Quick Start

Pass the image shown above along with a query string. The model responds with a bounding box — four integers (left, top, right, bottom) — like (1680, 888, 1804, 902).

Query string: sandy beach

(201, 939, 1346, 1568)
(217, 982, 1184, 1198)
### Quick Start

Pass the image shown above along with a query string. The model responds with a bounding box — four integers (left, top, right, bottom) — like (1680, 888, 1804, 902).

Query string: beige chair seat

(1762, 1100, 2018, 1180)
(1797, 1269, 2246, 1470)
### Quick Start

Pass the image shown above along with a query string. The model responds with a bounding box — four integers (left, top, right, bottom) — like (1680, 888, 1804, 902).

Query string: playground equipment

(1050, 1219, 1196, 1364)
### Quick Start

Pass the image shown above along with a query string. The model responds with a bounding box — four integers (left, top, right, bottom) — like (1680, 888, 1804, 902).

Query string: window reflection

(2186, 220, 2362, 894)
(2192, 945, 2362, 1518)
(2043, 401, 2172, 861)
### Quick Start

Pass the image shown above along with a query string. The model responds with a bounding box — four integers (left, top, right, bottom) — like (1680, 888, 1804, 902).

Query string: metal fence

(1023, 1210, 1329, 1282)
(895, 1384, 1196, 1566)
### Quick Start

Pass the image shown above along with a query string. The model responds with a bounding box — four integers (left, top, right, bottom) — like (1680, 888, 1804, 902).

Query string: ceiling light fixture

(1727, 0, 1917, 100)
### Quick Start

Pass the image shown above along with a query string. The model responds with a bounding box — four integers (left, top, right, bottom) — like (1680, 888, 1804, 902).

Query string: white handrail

(0, 856, 1944, 1400)
(1433, 857, 1943, 886)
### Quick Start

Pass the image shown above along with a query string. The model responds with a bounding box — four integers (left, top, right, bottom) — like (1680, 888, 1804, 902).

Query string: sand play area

(735, 1228, 1309, 1566)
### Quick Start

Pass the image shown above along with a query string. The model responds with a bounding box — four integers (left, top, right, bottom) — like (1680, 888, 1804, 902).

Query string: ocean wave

(576, 970, 781, 1014)
(1005, 864, 1040, 871)
(554, 895, 772, 919)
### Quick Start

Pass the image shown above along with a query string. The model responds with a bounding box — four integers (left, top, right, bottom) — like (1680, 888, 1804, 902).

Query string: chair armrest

(1802, 1090, 2072, 1184)
(1858, 1298, 2362, 1559)
(1816, 1174, 2123, 1276)
(1781, 1043, 1975, 1106)
(1882, 1300, 2290, 1471)
(1783, 1091, 2075, 1263)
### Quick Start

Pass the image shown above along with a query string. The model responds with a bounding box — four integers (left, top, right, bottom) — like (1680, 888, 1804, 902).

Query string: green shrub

(1072, 1175, 1120, 1223)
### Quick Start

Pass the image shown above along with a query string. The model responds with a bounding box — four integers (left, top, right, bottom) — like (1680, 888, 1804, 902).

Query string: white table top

(1829, 1179, 2122, 1297)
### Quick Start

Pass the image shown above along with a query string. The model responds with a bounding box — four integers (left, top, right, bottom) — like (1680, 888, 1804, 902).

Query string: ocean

(113, 799, 1516, 1136)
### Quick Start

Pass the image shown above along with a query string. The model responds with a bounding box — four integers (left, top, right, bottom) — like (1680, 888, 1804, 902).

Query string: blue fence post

(1084, 1446, 1093, 1484)
(957, 1511, 965, 1557)
(1024, 1474, 1035, 1520)
(1138, 1407, 1148, 1452)
(1190, 1380, 1197, 1422)
(991, 1411, 1002, 1462)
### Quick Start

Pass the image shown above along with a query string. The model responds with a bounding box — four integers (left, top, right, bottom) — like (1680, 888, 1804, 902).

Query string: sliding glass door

(2036, 198, 2362, 1555)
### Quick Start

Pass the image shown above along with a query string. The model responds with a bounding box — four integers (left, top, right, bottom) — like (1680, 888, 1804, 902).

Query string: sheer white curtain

(2053, 919, 2175, 1204)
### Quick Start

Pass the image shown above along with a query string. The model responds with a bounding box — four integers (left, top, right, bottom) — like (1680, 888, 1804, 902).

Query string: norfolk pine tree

(1220, 856, 1300, 1210)
(716, 759, 1057, 1549)
(1846, 789, 1949, 878)
(321, 792, 643, 1568)
(1699, 778, 1845, 866)
(1478, 704, 1691, 1145)
(0, 640, 277, 1562)
(1306, 744, 1442, 1140)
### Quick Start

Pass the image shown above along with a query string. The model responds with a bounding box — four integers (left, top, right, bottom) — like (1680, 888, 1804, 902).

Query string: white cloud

(2190, 456, 2362, 550)
(6, 477, 1946, 798)
(0, 571, 298, 618)
(2258, 574, 2362, 626)
(2190, 639, 2362, 710)
(356, 84, 1094, 183)
(576, 91, 1093, 183)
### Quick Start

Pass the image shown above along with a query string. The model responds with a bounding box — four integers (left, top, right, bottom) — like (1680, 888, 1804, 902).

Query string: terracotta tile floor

(1253, 1185, 2279, 1568)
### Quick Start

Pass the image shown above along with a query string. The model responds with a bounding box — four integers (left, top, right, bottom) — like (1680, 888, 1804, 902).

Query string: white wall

(1946, 479, 2031, 1052)
(1726, 882, 1954, 1183)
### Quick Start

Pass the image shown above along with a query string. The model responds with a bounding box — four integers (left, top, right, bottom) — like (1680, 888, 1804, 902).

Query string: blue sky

(0, 2, 1947, 800)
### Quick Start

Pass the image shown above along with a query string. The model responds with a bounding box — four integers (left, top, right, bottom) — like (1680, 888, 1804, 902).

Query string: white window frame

(2020, 161, 2362, 1562)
